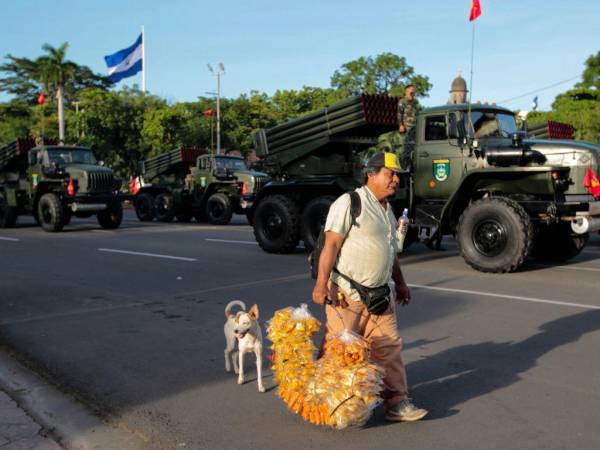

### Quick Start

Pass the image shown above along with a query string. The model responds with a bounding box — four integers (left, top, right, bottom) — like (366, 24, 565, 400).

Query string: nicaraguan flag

(104, 34, 143, 82)
(532, 96, 538, 111)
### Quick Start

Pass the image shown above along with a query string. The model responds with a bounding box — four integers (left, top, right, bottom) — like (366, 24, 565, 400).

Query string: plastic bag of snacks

(267, 304, 320, 407)
(267, 305, 384, 429)
(316, 330, 384, 429)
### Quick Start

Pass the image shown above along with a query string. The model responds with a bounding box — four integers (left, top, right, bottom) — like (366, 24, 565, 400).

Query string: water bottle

(397, 208, 409, 251)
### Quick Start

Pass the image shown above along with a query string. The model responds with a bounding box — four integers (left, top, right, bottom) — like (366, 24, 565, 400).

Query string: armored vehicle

(0, 138, 123, 232)
(133, 149, 269, 225)
(250, 95, 600, 273)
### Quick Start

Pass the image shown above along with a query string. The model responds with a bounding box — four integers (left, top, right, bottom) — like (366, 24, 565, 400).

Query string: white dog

(224, 300, 265, 392)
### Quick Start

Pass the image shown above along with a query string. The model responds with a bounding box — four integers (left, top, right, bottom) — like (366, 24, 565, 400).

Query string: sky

(1, 0, 599, 112)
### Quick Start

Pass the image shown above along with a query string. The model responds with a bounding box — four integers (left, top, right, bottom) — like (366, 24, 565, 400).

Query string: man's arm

(398, 101, 406, 133)
(392, 257, 411, 305)
(312, 231, 344, 305)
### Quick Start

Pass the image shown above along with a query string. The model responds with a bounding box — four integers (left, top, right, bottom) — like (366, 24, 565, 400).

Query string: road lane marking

(205, 238, 258, 245)
(180, 273, 309, 296)
(0, 237, 19, 241)
(554, 265, 600, 273)
(98, 248, 197, 261)
(409, 284, 600, 310)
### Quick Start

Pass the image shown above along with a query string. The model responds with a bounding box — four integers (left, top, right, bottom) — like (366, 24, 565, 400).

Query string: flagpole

(467, 19, 475, 134)
(141, 25, 146, 92)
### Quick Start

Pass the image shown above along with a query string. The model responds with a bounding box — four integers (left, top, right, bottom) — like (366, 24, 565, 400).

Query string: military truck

(133, 148, 269, 225)
(0, 138, 123, 232)
(249, 95, 600, 273)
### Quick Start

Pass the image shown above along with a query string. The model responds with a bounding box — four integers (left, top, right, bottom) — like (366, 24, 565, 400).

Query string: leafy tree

(271, 87, 346, 119)
(330, 53, 432, 98)
(0, 100, 35, 144)
(75, 87, 165, 176)
(576, 51, 600, 91)
(0, 42, 112, 141)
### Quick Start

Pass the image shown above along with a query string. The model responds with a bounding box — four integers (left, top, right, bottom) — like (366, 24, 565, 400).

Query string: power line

(499, 75, 581, 104)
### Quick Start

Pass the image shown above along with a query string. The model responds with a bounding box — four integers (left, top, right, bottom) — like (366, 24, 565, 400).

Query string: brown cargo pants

(321, 283, 408, 410)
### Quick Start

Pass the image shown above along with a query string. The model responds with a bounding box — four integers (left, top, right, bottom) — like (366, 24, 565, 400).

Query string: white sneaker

(385, 399, 428, 422)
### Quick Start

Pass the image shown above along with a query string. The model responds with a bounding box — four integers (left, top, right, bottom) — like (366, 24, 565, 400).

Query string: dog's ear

(248, 304, 259, 320)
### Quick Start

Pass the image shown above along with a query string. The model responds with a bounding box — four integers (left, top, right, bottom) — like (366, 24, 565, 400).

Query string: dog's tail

(225, 300, 246, 318)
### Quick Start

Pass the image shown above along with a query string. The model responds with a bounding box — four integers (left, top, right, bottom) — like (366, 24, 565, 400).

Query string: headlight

(544, 151, 593, 167)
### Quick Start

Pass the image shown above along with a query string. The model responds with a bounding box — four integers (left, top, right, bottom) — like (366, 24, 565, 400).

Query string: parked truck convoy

(133, 148, 270, 225)
(0, 138, 123, 232)
(249, 94, 600, 273)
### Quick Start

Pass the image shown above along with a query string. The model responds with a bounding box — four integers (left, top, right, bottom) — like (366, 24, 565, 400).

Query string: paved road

(1, 212, 599, 449)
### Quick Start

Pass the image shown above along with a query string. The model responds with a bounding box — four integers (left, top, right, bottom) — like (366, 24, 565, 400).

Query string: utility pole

(207, 63, 225, 155)
(73, 101, 80, 140)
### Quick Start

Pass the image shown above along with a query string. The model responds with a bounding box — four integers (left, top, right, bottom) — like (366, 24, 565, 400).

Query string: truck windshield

(469, 111, 518, 138)
(47, 149, 97, 165)
(215, 157, 247, 171)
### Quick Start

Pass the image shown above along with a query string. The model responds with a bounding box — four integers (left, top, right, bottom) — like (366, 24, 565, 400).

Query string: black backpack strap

(348, 191, 361, 228)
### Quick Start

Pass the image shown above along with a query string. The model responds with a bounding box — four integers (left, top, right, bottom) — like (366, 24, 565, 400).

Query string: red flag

(469, 0, 482, 21)
(583, 168, 600, 198)
(203, 109, 214, 117)
(37, 92, 46, 105)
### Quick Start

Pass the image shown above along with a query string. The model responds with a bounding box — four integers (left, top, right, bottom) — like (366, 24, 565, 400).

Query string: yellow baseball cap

(366, 152, 402, 172)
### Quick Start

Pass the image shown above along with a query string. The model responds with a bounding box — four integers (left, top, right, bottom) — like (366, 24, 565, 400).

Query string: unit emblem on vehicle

(432, 160, 450, 182)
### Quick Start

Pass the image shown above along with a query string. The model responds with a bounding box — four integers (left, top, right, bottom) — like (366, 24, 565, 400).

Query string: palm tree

(38, 43, 77, 143)
(0, 43, 112, 142)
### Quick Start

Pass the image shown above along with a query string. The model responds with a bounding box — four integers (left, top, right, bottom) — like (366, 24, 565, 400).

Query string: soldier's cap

(366, 152, 402, 173)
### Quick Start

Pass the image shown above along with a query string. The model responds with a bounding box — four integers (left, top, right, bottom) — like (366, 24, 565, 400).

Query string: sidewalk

(0, 351, 146, 450)
(0, 390, 62, 449)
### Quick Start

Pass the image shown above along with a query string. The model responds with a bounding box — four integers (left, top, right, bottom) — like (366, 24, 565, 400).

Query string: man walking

(312, 152, 427, 422)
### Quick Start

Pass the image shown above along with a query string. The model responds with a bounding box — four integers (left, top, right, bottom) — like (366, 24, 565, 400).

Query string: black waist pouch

(334, 269, 391, 315)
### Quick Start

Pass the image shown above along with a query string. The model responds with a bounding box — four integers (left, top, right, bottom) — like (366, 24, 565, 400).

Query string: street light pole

(207, 63, 225, 155)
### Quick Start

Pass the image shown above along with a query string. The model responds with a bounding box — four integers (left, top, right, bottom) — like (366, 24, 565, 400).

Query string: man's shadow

(370, 309, 600, 425)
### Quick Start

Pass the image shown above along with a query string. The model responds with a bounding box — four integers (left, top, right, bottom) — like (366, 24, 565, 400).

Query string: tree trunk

(57, 85, 65, 143)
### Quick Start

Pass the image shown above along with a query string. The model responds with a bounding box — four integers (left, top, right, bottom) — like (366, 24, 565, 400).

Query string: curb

(0, 351, 147, 450)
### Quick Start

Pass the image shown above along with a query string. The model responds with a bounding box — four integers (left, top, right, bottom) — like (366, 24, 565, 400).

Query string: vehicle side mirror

(456, 116, 467, 141)
(447, 113, 459, 139)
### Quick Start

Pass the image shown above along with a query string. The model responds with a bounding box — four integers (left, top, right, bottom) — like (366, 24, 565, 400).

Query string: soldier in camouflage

(397, 84, 417, 135)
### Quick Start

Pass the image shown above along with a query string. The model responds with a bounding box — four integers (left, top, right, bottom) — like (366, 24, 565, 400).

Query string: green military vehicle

(0, 138, 123, 232)
(133, 149, 269, 225)
(250, 95, 600, 273)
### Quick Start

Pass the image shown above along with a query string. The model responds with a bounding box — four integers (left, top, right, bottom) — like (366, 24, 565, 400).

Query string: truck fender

(439, 167, 559, 233)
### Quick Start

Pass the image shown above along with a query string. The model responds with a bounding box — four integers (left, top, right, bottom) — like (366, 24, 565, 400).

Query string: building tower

(449, 72, 468, 104)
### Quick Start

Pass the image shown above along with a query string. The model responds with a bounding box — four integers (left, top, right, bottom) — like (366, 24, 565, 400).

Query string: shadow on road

(403, 309, 600, 420)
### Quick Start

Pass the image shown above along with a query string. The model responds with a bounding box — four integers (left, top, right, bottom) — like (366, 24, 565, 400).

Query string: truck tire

(457, 197, 533, 273)
(532, 222, 588, 262)
(135, 193, 155, 221)
(154, 193, 175, 222)
(38, 193, 66, 232)
(0, 193, 17, 228)
(300, 196, 336, 252)
(206, 193, 233, 225)
(253, 195, 300, 253)
(97, 202, 123, 229)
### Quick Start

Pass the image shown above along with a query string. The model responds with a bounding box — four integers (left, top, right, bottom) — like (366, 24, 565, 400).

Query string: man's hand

(312, 282, 331, 305)
(395, 283, 411, 306)
(399, 124, 406, 134)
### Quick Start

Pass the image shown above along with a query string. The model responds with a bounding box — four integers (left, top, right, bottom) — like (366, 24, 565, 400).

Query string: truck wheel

(457, 197, 533, 273)
(253, 195, 300, 253)
(300, 196, 335, 252)
(154, 193, 175, 222)
(38, 193, 65, 232)
(532, 222, 588, 262)
(135, 193, 155, 221)
(0, 194, 17, 228)
(206, 193, 233, 225)
(97, 202, 123, 229)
